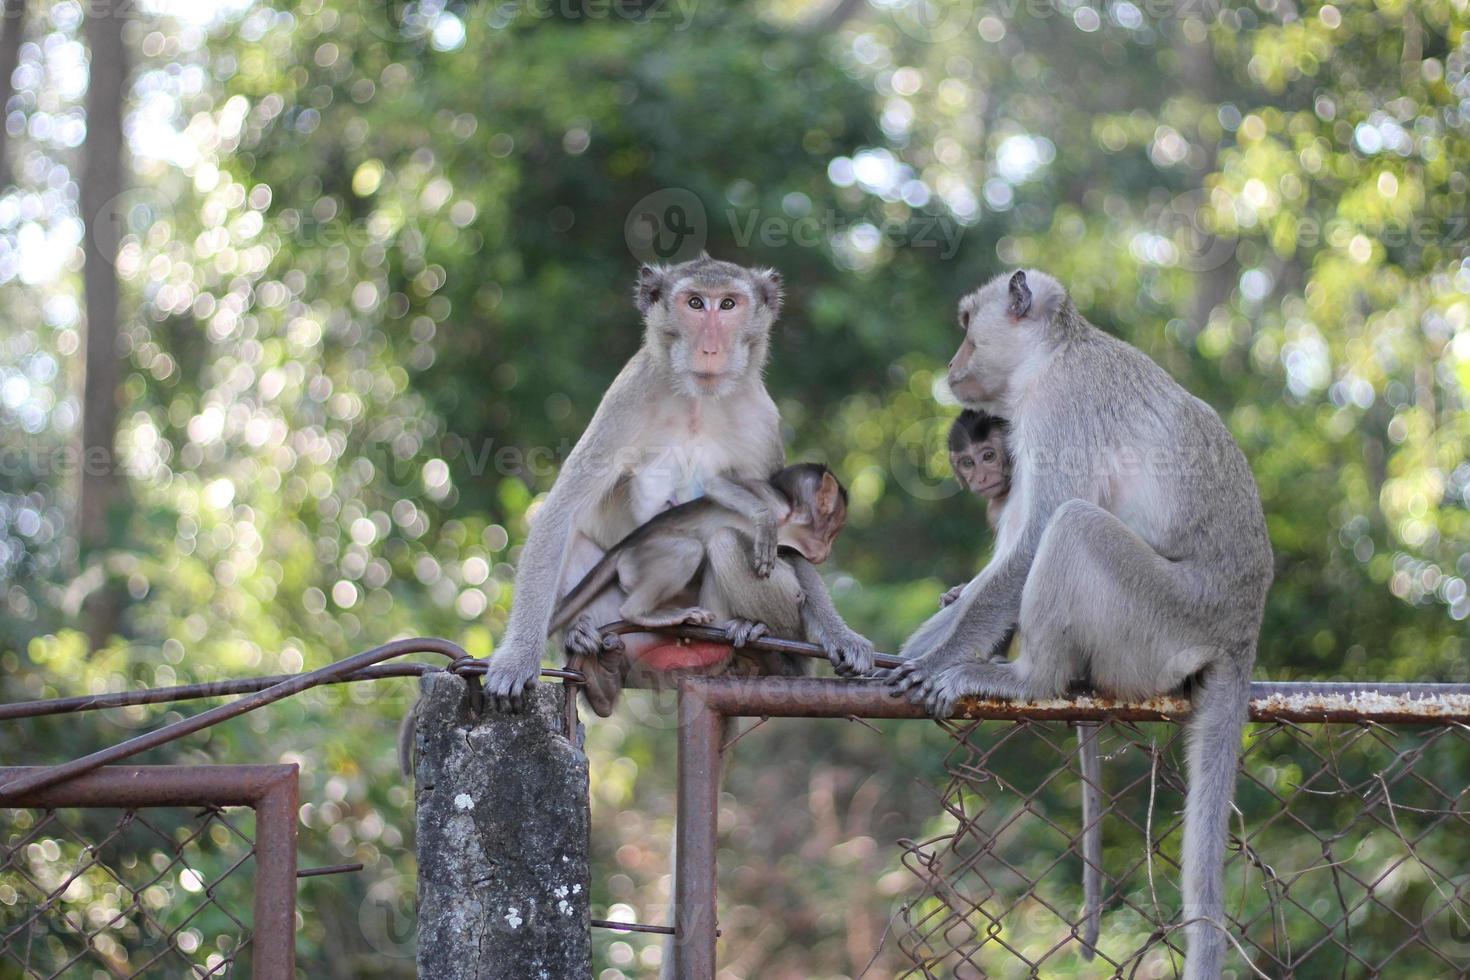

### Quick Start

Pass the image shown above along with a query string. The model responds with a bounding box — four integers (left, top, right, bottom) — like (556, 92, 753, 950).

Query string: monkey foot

(723, 618, 769, 648)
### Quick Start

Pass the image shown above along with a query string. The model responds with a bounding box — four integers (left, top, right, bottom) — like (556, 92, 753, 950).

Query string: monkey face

(636, 256, 782, 398)
(951, 435, 1008, 501)
(776, 466, 848, 564)
(948, 269, 1064, 410)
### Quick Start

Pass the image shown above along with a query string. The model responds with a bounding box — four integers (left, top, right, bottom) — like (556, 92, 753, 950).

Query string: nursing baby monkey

(889, 270, 1272, 979)
(552, 463, 850, 716)
(944, 408, 1103, 959)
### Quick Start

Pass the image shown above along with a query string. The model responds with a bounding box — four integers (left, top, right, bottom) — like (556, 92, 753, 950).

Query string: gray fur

(889, 269, 1272, 978)
(478, 257, 873, 712)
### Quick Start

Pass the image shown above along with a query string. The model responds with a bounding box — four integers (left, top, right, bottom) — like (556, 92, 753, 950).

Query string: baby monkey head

(635, 253, 783, 399)
(948, 410, 1010, 501)
(768, 463, 848, 565)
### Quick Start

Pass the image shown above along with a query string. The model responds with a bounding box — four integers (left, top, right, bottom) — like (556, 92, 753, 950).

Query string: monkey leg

(563, 615, 624, 718)
(906, 500, 1215, 716)
(700, 528, 804, 639)
(617, 536, 716, 628)
(1016, 499, 1218, 699)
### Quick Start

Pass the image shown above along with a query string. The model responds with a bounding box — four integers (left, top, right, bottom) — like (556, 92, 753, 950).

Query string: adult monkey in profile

(888, 270, 1272, 978)
(481, 255, 875, 708)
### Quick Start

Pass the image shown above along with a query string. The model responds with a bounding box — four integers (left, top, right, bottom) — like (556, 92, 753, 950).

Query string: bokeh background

(2, 0, 1469, 975)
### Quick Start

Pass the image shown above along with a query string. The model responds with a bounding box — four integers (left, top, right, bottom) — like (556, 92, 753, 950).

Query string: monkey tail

(1180, 650, 1253, 980)
(547, 551, 621, 637)
(1077, 722, 1102, 960)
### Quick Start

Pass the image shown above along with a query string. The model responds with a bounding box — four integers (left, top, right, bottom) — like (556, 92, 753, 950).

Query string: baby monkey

(944, 407, 1103, 959)
(553, 463, 849, 716)
(940, 409, 1012, 609)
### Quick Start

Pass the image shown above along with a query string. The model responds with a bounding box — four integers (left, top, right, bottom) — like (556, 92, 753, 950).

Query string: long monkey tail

(1180, 651, 1253, 980)
(1076, 722, 1103, 960)
(547, 550, 622, 637)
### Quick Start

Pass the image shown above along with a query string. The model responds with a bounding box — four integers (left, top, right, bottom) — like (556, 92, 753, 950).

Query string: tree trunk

(0, 0, 25, 189)
(78, 3, 128, 650)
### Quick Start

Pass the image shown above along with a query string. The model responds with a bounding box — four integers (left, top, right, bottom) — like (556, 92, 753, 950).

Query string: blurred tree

(1, 0, 1468, 975)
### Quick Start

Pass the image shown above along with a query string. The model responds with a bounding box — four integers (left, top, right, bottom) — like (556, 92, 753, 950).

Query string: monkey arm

(790, 557, 875, 676)
(701, 474, 778, 578)
(480, 404, 626, 710)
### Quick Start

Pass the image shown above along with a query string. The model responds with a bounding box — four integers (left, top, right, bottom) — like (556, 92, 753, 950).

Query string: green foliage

(1, 0, 1468, 975)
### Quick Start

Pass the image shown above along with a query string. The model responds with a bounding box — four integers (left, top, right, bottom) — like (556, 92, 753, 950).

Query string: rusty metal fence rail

(672, 676, 1470, 979)
(0, 766, 297, 979)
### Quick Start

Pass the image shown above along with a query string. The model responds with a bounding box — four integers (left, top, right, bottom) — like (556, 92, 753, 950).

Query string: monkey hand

(938, 584, 965, 608)
(750, 519, 777, 579)
(724, 619, 769, 648)
(479, 641, 541, 712)
(812, 620, 875, 677)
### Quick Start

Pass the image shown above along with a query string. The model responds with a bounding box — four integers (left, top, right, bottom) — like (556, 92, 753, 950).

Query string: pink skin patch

(621, 632, 733, 671)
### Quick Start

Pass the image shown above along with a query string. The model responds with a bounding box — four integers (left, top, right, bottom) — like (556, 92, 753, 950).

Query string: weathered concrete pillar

(413, 672, 591, 979)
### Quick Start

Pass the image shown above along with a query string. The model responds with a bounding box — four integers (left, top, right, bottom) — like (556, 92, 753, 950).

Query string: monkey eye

(688, 296, 704, 310)
(719, 297, 736, 310)
(959, 458, 974, 469)
(981, 450, 996, 463)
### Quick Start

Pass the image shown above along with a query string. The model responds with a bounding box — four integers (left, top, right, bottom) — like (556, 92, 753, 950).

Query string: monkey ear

(636, 265, 668, 314)
(1006, 270, 1033, 319)
(753, 268, 783, 316)
(817, 469, 841, 515)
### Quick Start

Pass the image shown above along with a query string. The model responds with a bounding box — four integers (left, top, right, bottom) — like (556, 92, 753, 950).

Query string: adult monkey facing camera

(480, 254, 875, 709)
(942, 409, 1104, 960)
(888, 270, 1272, 978)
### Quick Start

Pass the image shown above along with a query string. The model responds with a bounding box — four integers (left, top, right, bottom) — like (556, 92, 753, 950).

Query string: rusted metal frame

(673, 679, 724, 980)
(0, 662, 585, 723)
(0, 638, 469, 799)
(251, 765, 298, 980)
(0, 765, 299, 980)
(600, 620, 907, 670)
(671, 675, 1470, 978)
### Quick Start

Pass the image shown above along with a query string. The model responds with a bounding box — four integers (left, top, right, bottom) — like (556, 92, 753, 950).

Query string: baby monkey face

(950, 435, 1008, 500)
(948, 409, 1010, 502)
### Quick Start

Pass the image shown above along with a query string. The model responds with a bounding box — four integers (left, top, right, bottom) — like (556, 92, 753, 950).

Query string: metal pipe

(250, 765, 299, 980)
(599, 620, 906, 670)
(679, 676, 1470, 725)
(0, 662, 584, 721)
(0, 764, 297, 808)
(0, 638, 468, 799)
(674, 681, 723, 980)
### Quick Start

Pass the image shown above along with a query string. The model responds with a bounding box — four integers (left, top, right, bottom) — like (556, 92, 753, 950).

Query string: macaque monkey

(888, 270, 1272, 978)
(552, 463, 849, 716)
(942, 409, 1103, 959)
(939, 410, 1011, 609)
(478, 255, 874, 711)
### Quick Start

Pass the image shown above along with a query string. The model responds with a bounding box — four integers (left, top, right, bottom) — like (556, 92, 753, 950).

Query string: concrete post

(413, 672, 591, 979)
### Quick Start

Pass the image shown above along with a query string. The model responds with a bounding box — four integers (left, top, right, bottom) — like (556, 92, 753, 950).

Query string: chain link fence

(0, 766, 298, 980)
(896, 716, 1470, 976)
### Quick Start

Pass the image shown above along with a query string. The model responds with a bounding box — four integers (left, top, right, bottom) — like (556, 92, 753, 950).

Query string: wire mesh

(896, 717, 1470, 978)
(0, 802, 260, 978)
